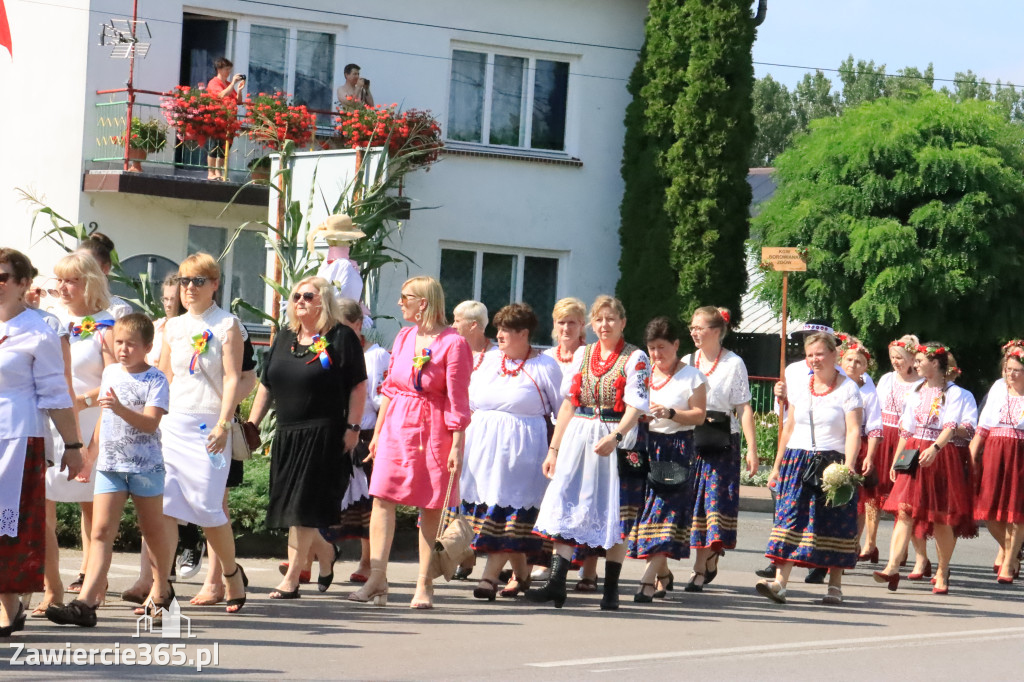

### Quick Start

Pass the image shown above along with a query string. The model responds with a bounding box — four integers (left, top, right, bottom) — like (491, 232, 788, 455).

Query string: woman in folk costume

(528, 296, 651, 611)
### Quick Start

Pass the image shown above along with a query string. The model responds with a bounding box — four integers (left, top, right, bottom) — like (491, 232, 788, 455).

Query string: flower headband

(1005, 346, 1024, 364)
(718, 308, 731, 325)
(917, 344, 947, 356)
(1002, 339, 1024, 355)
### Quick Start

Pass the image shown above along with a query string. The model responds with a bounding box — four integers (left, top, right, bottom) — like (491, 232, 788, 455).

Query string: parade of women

(1, 236, 1022, 638)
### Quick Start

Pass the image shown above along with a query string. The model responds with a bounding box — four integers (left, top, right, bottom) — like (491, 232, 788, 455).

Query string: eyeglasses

(689, 325, 708, 333)
(0, 273, 11, 285)
(291, 291, 318, 302)
(177, 276, 208, 288)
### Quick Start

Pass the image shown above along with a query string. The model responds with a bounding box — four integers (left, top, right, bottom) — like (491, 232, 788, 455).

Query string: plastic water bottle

(199, 422, 226, 469)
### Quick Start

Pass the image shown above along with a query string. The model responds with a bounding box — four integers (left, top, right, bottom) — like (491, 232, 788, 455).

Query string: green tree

(750, 74, 796, 166)
(750, 92, 1024, 389)
(792, 70, 840, 131)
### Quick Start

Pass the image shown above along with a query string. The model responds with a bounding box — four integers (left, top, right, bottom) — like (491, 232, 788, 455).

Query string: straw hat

(306, 214, 365, 252)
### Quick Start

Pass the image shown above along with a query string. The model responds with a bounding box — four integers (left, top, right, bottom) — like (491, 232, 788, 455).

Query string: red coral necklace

(695, 347, 723, 376)
(589, 338, 625, 378)
(650, 359, 680, 391)
(500, 353, 526, 377)
(556, 344, 575, 364)
(809, 371, 840, 397)
(473, 343, 491, 372)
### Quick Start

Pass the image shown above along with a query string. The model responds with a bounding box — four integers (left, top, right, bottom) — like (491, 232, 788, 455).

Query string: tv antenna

(97, 1, 153, 172)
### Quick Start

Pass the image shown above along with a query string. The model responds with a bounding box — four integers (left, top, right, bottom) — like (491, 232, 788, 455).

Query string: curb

(738, 485, 775, 514)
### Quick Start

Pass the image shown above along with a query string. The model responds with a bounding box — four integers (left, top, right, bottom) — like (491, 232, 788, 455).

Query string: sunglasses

(178, 276, 208, 287)
(400, 293, 420, 303)
(291, 291, 318, 302)
(0, 273, 11, 284)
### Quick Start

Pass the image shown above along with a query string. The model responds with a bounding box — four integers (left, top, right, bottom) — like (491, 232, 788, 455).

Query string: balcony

(84, 89, 331, 206)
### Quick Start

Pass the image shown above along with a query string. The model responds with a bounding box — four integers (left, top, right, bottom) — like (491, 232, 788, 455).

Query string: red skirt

(863, 425, 900, 506)
(0, 437, 46, 593)
(883, 437, 978, 539)
(974, 434, 1024, 524)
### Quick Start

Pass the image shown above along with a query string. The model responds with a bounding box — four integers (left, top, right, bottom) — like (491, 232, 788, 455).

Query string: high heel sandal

(705, 553, 723, 586)
(907, 559, 933, 581)
(684, 570, 705, 593)
(499, 574, 531, 598)
(410, 574, 434, 610)
(347, 568, 388, 606)
(224, 565, 247, 613)
(634, 582, 656, 603)
(269, 586, 301, 599)
(872, 570, 900, 592)
(857, 547, 880, 564)
(318, 544, 341, 593)
(932, 567, 951, 595)
(653, 571, 675, 599)
(473, 578, 499, 602)
(66, 573, 85, 594)
(134, 582, 175, 617)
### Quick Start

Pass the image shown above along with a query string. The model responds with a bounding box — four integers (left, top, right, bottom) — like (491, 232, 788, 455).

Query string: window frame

(446, 43, 575, 156)
(186, 225, 268, 323)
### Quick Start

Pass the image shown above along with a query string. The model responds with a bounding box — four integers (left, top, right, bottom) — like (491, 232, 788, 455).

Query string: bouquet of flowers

(161, 85, 241, 147)
(821, 462, 863, 507)
(243, 92, 317, 150)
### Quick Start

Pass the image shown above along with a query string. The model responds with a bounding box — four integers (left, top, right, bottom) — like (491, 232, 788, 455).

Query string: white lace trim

(0, 506, 18, 537)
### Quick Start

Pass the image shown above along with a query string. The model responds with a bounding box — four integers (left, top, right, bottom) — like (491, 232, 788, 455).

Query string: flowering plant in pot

(243, 92, 317, 150)
(248, 155, 272, 182)
(111, 117, 169, 171)
(333, 104, 443, 170)
(160, 85, 241, 147)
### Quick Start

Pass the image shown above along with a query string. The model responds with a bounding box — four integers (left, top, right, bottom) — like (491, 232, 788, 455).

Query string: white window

(447, 48, 570, 151)
(439, 246, 561, 343)
(187, 226, 267, 324)
(247, 24, 336, 123)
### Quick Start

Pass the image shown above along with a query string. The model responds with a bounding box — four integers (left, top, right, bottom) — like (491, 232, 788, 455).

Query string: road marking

(528, 626, 1024, 668)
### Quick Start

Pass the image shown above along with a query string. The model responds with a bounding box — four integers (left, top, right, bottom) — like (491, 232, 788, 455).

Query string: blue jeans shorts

(94, 469, 165, 497)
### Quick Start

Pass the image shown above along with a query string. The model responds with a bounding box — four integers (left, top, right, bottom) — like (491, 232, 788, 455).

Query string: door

(177, 14, 230, 170)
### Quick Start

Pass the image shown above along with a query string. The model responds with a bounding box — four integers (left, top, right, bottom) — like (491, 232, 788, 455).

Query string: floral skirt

(0, 438, 46, 593)
(690, 433, 741, 552)
(974, 433, 1024, 524)
(628, 430, 694, 560)
(883, 438, 978, 539)
(765, 448, 858, 570)
(458, 502, 545, 557)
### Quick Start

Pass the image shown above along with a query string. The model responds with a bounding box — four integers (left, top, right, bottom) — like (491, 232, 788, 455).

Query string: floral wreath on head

(917, 343, 948, 357)
(1002, 340, 1024, 366)
(837, 332, 873, 369)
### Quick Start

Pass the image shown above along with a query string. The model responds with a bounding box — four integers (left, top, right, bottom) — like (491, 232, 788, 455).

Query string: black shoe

(684, 571, 705, 593)
(755, 563, 777, 579)
(525, 554, 570, 608)
(318, 544, 341, 593)
(498, 568, 514, 584)
(453, 565, 473, 581)
(600, 561, 622, 611)
(45, 600, 97, 628)
(634, 582, 655, 603)
(176, 543, 205, 580)
(0, 603, 27, 635)
(805, 567, 828, 584)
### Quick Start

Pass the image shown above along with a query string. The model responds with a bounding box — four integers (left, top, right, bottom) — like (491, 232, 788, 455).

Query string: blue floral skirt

(765, 448, 858, 569)
(461, 502, 545, 556)
(628, 430, 694, 560)
(690, 433, 741, 551)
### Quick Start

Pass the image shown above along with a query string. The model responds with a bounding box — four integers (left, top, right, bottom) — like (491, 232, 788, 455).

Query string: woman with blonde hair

(46, 252, 115, 600)
(529, 295, 651, 610)
(248, 278, 367, 599)
(158, 252, 248, 613)
(348, 276, 472, 608)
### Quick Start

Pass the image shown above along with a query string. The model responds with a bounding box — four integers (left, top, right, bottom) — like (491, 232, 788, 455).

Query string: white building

(0, 0, 647, 342)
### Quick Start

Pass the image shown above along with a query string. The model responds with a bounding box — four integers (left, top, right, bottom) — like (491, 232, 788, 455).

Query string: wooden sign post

(760, 247, 808, 390)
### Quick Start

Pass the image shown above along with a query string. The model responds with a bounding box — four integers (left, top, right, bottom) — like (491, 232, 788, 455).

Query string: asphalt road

(3, 510, 1022, 680)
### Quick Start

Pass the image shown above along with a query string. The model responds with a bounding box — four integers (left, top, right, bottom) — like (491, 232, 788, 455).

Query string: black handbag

(648, 460, 689, 493)
(694, 410, 732, 454)
(802, 452, 827, 491)
(892, 448, 919, 474)
(617, 446, 649, 479)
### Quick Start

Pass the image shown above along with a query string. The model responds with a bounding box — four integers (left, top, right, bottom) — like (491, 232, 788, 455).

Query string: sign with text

(760, 247, 807, 272)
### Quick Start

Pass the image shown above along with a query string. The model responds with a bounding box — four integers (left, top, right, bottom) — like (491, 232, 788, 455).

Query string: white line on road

(528, 626, 1024, 668)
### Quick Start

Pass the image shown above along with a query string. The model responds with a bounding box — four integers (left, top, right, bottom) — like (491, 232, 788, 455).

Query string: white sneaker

(531, 567, 550, 581)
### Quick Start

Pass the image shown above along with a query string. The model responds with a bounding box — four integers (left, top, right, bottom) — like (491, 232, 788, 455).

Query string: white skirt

(460, 410, 549, 510)
(341, 465, 370, 509)
(532, 415, 624, 549)
(46, 406, 101, 503)
(162, 411, 231, 527)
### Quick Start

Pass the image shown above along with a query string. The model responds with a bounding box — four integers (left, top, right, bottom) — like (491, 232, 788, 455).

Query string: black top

(261, 324, 367, 425)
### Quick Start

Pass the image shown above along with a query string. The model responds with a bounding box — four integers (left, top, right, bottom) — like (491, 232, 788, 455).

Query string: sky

(751, 1, 1024, 92)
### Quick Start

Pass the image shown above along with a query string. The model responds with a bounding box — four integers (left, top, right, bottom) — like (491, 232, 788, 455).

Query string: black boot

(525, 553, 570, 608)
(755, 563, 777, 579)
(600, 561, 622, 611)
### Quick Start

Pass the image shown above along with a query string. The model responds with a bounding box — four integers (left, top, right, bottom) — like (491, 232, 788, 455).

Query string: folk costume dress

(533, 341, 651, 549)
(883, 382, 978, 539)
(262, 324, 367, 530)
(974, 380, 1024, 523)
(684, 349, 750, 552)
(369, 326, 472, 509)
(46, 308, 114, 503)
(765, 376, 862, 569)
(460, 351, 561, 557)
(872, 372, 923, 507)
(161, 303, 244, 527)
(854, 378, 884, 515)
(0, 310, 72, 593)
(628, 363, 705, 560)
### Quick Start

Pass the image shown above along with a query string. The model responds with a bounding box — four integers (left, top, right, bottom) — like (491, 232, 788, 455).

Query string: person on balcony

(337, 64, 374, 110)
(206, 57, 245, 181)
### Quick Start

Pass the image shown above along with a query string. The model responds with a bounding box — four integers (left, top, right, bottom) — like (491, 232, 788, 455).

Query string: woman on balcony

(348, 276, 472, 609)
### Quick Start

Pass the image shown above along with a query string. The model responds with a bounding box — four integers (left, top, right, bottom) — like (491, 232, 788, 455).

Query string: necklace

(290, 331, 315, 358)
(500, 353, 526, 377)
(589, 338, 625, 378)
(473, 342, 491, 372)
(809, 371, 839, 397)
(695, 347, 723, 376)
(556, 344, 575, 364)
(650, 359, 680, 391)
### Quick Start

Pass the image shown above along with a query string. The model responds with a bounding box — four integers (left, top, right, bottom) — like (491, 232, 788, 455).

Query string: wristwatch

(64, 442, 84, 450)
(346, 423, 361, 432)
(82, 395, 94, 407)
(668, 408, 677, 419)
(613, 431, 623, 443)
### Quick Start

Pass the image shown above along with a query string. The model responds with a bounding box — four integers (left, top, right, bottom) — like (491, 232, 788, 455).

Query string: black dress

(263, 324, 367, 529)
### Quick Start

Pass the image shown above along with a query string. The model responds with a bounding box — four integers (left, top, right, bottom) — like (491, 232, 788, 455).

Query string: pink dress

(370, 326, 472, 508)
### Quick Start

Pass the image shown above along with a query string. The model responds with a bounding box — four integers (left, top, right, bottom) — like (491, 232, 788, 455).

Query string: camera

(237, 74, 246, 81)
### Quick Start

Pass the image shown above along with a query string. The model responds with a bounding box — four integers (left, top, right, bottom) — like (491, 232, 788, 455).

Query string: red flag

(0, 0, 11, 58)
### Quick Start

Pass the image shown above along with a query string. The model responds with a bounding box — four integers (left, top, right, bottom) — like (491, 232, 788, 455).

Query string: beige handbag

(427, 470, 475, 582)
(196, 360, 257, 462)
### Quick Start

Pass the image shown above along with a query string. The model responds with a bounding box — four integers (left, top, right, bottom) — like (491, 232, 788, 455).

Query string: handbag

(648, 460, 689, 494)
(427, 470, 476, 582)
(694, 410, 732, 454)
(616, 424, 650, 479)
(195, 359, 259, 462)
(892, 449, 919, 474)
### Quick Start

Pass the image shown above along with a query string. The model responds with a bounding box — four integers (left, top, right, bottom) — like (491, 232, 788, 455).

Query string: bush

(739, 411, 780, 486)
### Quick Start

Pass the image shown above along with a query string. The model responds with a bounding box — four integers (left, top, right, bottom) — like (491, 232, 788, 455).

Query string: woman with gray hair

(248, 278, 367, 599)
(453, 300, 491, 373)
